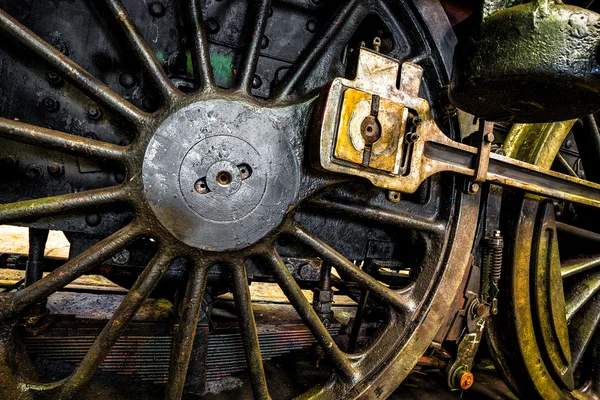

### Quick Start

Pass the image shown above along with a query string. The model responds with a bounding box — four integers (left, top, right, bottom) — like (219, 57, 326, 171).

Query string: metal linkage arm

(317, 46, 600, 209)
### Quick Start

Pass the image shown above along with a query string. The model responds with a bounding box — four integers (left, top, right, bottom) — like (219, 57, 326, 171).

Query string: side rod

(424, 140, 600, 208)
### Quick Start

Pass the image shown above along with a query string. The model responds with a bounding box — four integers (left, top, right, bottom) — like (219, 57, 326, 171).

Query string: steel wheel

(0, 1, 477, 399)
(488, 119, 600, 399)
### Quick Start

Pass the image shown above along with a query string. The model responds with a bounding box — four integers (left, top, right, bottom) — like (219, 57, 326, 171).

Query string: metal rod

(166, 264, 208, 400)
(25, 228, 49, 286)
(236, 0, 271, 94)
(273, 0, 363, 99)
(0, 185, 128, 225)
(568, 291, 600, 367)
(0, 7, 147, 126)
(556, 153, 578, 178)
(59, 250, 174, 399)
(103, 0, 179, 103)
(4, 223, 143, 320)
(289, 223, 416, 314)
(230, 263, 270, 400)
(348, 287, 369, 354)
(187, 0, 215, 89)
(425, 140, 600, 208)
(307, 198, 444, 235)
(557, 222, 600, 243)
(565, 269, 600, 321)
(0, 118, 127, 161)
(264, 250, 356, 381)
(572, 115, 600, 184)
(562, 255, 600, 279)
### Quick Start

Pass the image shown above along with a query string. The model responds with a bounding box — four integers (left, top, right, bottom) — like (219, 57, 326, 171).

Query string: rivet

(45, 71, 63, 86)
(85, 214, 102, 227)
(149, 2, 166, 18)
(261, 35, 269, 49)
(41, 97, 59, 112)
(47, 162, 65, 177)
(87, 104, 102, 121)
(119, 71, 136, 88)
(111, 249, 131, 265)
(206, 18, 220, 34)
(25, 164, 43, 179)
(252, 75, 263, 89)
(306, 19, 318, 33)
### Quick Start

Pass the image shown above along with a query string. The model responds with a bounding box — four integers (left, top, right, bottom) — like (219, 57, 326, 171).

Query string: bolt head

(119, 72, 136, 88)
(484, 132, 495, 144)
(25, 165, 43, 179)
(252, 75, 263, 89)
(87, 105, 102, 120)
(306, 19, 318, 33)
(47, 162, 64, 177)
(85, 214, 102, 227)
(149, 2, 166, 17)
(387, 191, 401, 203)
(111, 249, 131, 265)
(45, 71, 63, 86)
(206, 18, 220, 34)
(459, 370, 474, 390)
(468, 182, 480, 194)
(41, 98, 59, 112)
(261, 36, 269, 49)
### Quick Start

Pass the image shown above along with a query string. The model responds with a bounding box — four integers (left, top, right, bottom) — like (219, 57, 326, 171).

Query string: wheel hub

(143, 99, 301, 251)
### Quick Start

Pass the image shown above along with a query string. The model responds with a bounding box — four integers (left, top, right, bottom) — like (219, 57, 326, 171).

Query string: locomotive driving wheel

(488, 119, 600, 400)
(0, 1, 477, 399)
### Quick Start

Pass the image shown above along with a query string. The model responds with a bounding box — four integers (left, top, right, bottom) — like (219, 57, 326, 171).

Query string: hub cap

(143, 99, 301, 251)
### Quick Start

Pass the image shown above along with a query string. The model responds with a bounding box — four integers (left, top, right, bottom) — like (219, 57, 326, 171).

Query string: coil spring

(485, 230, 504, 285)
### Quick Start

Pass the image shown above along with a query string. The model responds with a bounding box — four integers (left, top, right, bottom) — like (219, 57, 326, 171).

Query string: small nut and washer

(360, 116, 381, 145)
(387, 191, 401, 203)
(455, 369, 474, 390)
(468, 182, 480, 194)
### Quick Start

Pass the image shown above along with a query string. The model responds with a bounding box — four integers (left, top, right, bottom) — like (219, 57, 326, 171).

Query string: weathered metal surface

(450, 0, 600, 123)
(143, 99, 305, 251)
(0, 0, 472, 398)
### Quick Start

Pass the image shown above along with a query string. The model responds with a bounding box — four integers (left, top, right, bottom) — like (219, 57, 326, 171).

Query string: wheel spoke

(236, 0, 271, 93)
(557, 222, 600, 243)
(565, 269, 600, 321)
(0, 185, 128, 225)
(572, 115, 600, 184)
(568, 291, 600, 367)
(0, 118, 127, 161)
(556, 153, 578, 178)
(273, 0, 364, 99)
(103, 0, 179, 103)
(60, 249, 174, 399)
(230, 262, 270, 400)
(562, 255, 600, 279)
(0, 7, 147, 126)
(166, 262, 209, 400)
(264, 250, 355, 381)
(307, 198, 445, 235)
(3, 222, 143, 319)
(187, 0, 215, 89)
(289, 223, 416, 314)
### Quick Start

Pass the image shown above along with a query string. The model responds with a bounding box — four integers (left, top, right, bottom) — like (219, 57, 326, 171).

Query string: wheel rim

(488, 119, 600, 400)
(0, 1, 475, 399)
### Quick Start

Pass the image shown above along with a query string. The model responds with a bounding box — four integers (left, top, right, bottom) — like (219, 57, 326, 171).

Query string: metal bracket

(469, 121, 494, 194)
(316, 48, 600, 209)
